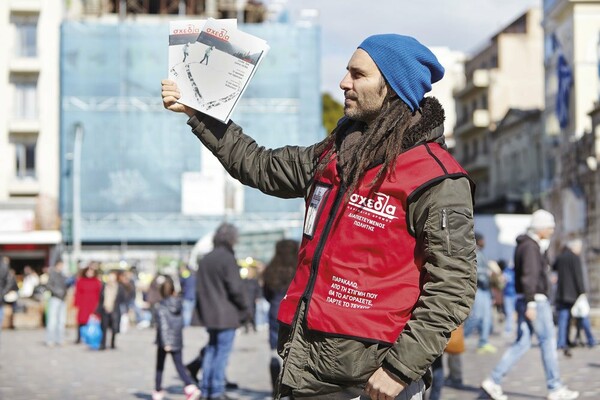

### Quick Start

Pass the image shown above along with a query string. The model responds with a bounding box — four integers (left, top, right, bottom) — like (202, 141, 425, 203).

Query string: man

(0, 256, 14, 344)
(553, 238, 596, 356)
(46, 260, 68, 347)
(194, 223, 248, 400)
(481, 210, 579, 400)
(200, 45, 214, 65)
(464, 232, 496, 354)
(179, 264, 196, 327)
(163, 33, 477, 400)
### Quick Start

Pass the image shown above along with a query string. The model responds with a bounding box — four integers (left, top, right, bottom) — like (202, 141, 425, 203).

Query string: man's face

(537, 227, 555, 240)
(339, 49, 388, 123)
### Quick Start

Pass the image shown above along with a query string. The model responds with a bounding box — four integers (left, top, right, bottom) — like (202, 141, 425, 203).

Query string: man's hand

(525, 307, 536, 321)
(365, 367, 407, 400)
(161, 80, 195, 117)
(164, 345, 172, 352)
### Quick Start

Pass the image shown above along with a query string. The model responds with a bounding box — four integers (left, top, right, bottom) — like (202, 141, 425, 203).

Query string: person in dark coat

(193, 223, 248, 400)
(153, 276, 200, 400)
(96, 270, 127, 350)
(73, 265, 103, 344)
(46, 260, 68, 346)
(262, 239, 299, 395)
(553, 238, 596, 356)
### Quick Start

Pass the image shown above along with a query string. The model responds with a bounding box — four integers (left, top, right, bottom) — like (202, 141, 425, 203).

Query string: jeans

(429, 356, 444, 400)
(556, 302, 573, 349)
(464, 288, 492, 347)
(490, 298, 562, 390)
(201, 328, 236, 398)
(46, 297, 67, 345)
(155, 348, 194, 391)
(574, 316, 597, 346)
(182, 299, 195, 327)
(503, 295, 517, 335)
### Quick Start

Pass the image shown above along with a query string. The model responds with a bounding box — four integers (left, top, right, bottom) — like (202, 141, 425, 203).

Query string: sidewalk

(0, 325, 599, 399)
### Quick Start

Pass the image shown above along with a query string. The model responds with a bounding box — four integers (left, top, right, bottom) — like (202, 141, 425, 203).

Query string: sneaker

(152, 390, 165, 400)
(481, 378, 507, 400)
(547, 386, 579, 400)
(184, 384, 201, 400)
(477, 343, 498, 354)
(562, 348, 573, 357)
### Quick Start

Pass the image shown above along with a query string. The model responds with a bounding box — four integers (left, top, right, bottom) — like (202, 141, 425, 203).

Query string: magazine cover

(168, 18, 269, 123)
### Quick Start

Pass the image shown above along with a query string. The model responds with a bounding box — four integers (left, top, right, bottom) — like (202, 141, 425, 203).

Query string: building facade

(0, 0, 63, 272)
(544, 0, 600, 306)
(454, 8, 544, 211)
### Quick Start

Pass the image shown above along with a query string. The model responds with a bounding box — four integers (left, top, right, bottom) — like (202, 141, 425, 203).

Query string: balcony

(454, 109, 490, 138)
(8, 119, 40, 134)
(9, 0, 41, 13)
(462, 152, 490, 175)
(9, 57, 40, 74)
(454, 69, 490, 98)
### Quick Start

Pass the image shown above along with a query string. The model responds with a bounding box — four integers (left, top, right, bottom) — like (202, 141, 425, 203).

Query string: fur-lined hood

(402, 96, 446, 150)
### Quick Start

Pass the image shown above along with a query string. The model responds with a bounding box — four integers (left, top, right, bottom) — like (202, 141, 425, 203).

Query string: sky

(285, 0, 541, 101)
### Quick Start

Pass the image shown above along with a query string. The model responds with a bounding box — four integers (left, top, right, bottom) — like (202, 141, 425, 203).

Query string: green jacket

(186, 99, 477, 398)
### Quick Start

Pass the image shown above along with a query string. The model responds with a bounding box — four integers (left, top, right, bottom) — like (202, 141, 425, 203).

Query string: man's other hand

(365, 367, 407, 400)
(161, 80, 195, 117)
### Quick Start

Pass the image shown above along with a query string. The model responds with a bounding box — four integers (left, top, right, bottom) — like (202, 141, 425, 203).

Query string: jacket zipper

(302, 184, 347, 324)
(441, 208, 450, 254)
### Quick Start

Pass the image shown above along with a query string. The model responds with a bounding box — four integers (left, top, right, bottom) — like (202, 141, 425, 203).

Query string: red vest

(278, 143, 471, 344)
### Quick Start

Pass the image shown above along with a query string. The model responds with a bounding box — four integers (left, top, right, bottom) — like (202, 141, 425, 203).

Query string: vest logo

(349, 192, 398, 220)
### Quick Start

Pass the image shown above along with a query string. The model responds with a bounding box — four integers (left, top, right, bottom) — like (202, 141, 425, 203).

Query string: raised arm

(162, 80, 319, 198)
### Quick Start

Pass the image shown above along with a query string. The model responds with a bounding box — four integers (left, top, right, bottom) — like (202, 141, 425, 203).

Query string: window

(12, 79, 38, 119)
(13, 16, 38, 58)
(14, 140, 37, 179)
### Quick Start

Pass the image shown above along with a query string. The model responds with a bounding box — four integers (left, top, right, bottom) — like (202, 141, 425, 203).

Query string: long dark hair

(263, 239, 299, 292)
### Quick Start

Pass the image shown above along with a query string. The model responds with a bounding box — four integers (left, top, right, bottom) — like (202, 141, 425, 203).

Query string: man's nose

(339, 72, 352, 91)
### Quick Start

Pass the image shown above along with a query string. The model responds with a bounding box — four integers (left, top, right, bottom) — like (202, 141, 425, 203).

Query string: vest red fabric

(278, 143, 471, 344)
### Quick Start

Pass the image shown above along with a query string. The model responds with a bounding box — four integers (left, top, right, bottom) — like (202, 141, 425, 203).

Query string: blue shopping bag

(80, 315, 102, 350)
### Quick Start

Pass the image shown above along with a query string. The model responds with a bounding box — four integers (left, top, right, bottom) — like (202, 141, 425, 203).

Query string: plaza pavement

(0, 325, 599, 400)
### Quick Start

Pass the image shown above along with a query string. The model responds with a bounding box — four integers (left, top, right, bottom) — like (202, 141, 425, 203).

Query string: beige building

(490, 109, 544, 213)
(0, 0, 63, 270)
(429, 47, 466, 150)
(543, 0, 600, 307)
(453, 8, 544, 211)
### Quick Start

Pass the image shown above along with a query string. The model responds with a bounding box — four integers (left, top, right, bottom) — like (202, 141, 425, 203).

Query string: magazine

(168, 18, 269, 123)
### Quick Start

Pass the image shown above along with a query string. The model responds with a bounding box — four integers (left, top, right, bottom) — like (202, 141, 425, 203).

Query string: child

(153, 276, 200, 400)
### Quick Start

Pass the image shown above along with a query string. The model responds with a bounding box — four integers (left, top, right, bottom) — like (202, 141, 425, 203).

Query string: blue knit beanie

(358, 34, 444, 112)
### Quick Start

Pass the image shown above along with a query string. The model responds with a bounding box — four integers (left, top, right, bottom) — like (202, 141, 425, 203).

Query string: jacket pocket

(426, 207, 473, 257)
(308, 337, 382, 384)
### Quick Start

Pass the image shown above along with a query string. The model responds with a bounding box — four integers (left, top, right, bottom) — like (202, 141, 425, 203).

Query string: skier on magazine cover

(162, 33, 477, 400)
(200, 45, 214, 65)
(182, 42, 191, 62)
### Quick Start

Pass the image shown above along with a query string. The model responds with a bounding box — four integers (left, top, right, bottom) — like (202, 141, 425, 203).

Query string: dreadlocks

(314, 90, 414, 199)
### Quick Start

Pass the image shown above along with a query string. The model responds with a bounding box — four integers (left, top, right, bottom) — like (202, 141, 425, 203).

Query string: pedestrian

(464, 232, 497, 354)
(179, 264, 196, 327)
(553, 238, 596, 357)
(241, 260, 261, 334)
(19, 265, 40, 298)
(481, 209, 579, 400)
(45, 260, 68, 347)
(192, 223, 248, 400)
(428, 324, 465, 400)
(262, 239, 299, 395)
(162, 32, 477, 400)
(152, 275, 201, 400)
(73, 265, 103, 344)
(96, 270, 127, 350)
(499, 259, 517, 338)
(0, 256, 15, 345)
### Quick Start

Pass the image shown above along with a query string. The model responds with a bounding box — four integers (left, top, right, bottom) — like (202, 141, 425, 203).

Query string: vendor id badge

(303, 183, 331, 238)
